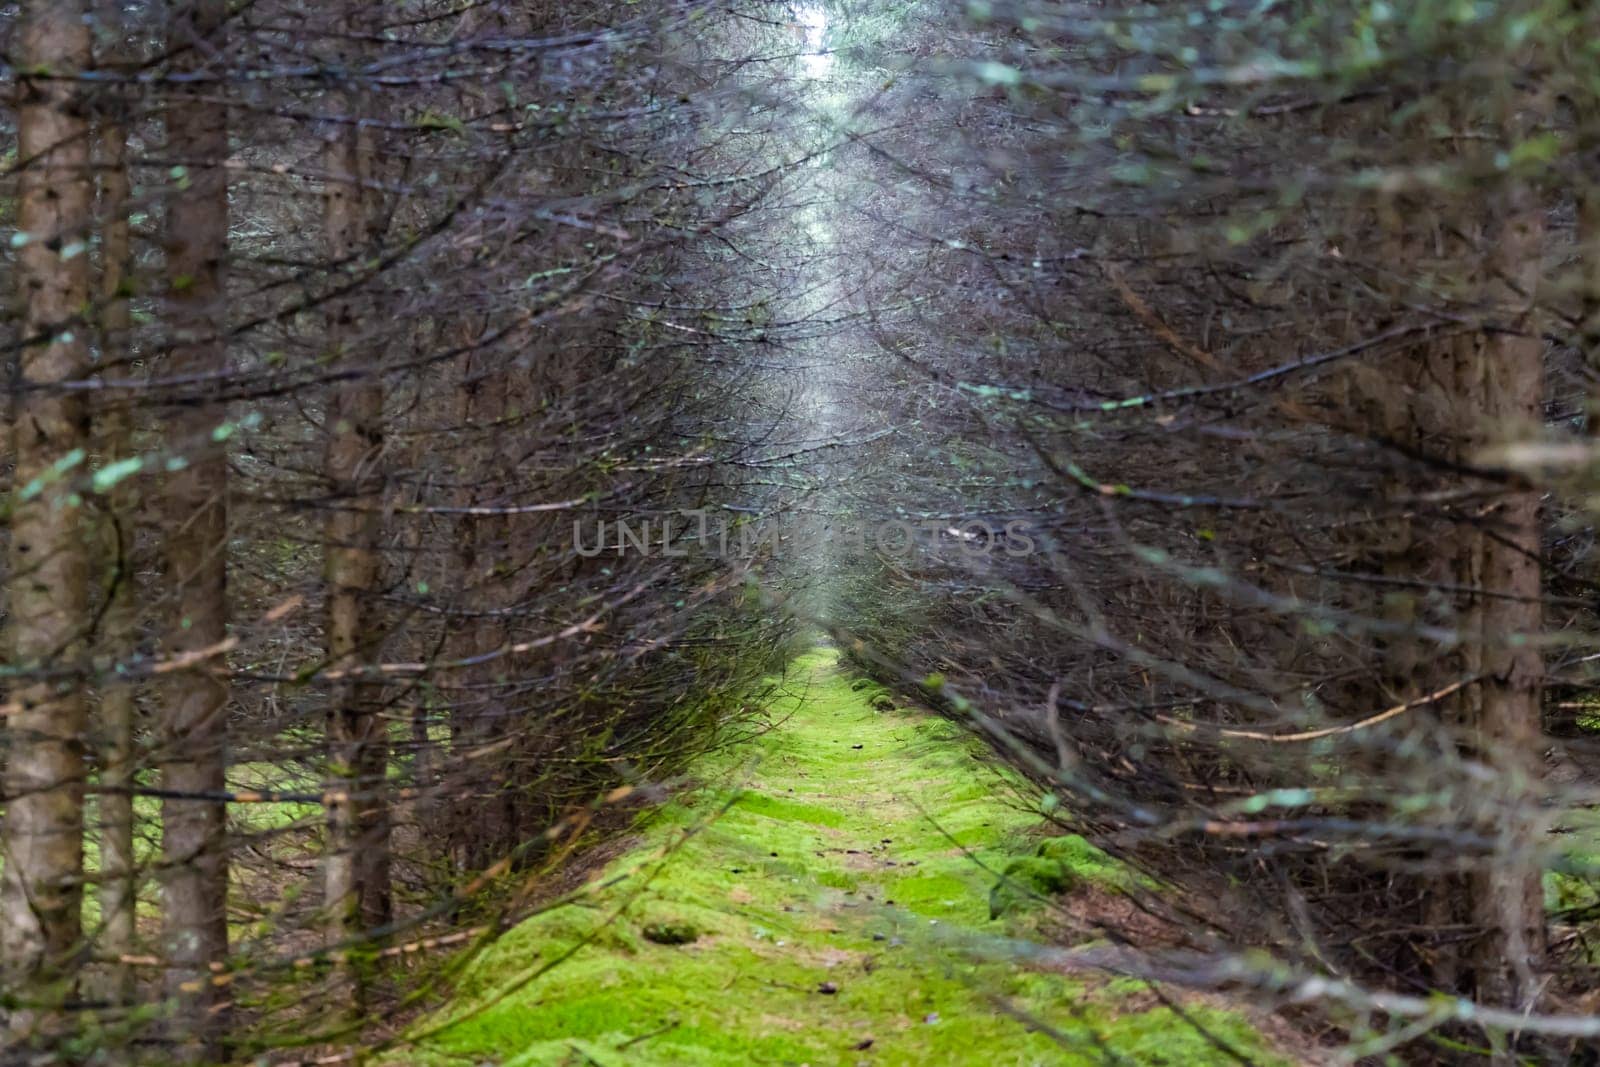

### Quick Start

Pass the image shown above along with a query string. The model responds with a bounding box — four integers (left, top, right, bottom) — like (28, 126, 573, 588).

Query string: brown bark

(446, 342, 511, 876)
(322, 88, 392, 990)
(92, 0, 139, 1004)
(1461, 181, 1546, 1011)
(1380, 185, 1546, 1008)
(158, 0, 232, 1056)
(1, 0, 94, 1041)
(445, 349, 481, 877)
(1582, 123, 1600, 440)
(1342, 74, 1549, 1006)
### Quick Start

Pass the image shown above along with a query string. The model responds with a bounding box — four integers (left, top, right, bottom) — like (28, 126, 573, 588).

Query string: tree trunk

(158, 0, 232, 1056)
(446, 341, 510, 877)
(1, 0, 94, 1043)
(1386, 182, 1546, 1010)
(1461, 181, 1546, 1012)
(1352, 87, 1549, 1010)
(322, 86, 391, 1001)
(92, 0, 139, 1005)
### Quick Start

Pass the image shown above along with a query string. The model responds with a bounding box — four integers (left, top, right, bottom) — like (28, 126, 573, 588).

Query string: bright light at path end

(797, 5, 833, 80)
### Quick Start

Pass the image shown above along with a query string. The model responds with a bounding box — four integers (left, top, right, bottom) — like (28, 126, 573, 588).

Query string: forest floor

(402, 650, 1288, 1066)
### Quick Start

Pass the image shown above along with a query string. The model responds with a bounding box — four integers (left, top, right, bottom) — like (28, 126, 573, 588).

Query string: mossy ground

(399, 650, 1281, 1066)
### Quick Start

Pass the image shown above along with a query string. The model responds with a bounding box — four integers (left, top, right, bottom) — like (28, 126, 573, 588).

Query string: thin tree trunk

(1, 0, 94, 1043)
(93, 1, 139, 1004)
(1581, 115, 1600, 440)
(322, 87, 391, 1001)
(472, 368, 510, 872)
(1356, 90, 1548, 1009)
(446, 340, 509, 877)
(1388, 181, 1547, 1012)
(159, 0, 231, 1056)
(446, 347, 484, 878)
(397, 403, 436, 843)
(1463, 180, 1546, 1012)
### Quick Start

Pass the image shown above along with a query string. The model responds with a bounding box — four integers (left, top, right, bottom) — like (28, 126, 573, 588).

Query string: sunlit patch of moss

(226, 761, 324, 834)
(80, 787, 163, 931)
(1546, 870, 1594, 914)
(396, 649, 1285, 1066)
(1035, 833, 1111, 873)
(1547, 807, 1600, 928)
(730, 789, 848, 827)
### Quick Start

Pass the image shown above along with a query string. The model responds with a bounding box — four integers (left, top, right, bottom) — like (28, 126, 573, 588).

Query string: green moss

(731, 789, 847, 827)
(1036, 833, 1108, 870)
(989, 856, 1077, 919)
(1547, 807, 1600, 926)
(641, 919, 700, 945)
(394, 650, 1284, 1066)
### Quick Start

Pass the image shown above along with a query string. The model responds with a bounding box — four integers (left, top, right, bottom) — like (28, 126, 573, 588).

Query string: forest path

(407, 650, 1277, 1066)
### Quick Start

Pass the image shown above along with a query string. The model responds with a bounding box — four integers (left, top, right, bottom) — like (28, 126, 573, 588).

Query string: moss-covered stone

(869, 693, 895, 711)
(641, 920, 700, 945)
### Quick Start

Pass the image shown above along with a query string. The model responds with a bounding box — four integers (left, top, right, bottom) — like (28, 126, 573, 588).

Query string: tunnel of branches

(4, 1, 1600, 1063)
